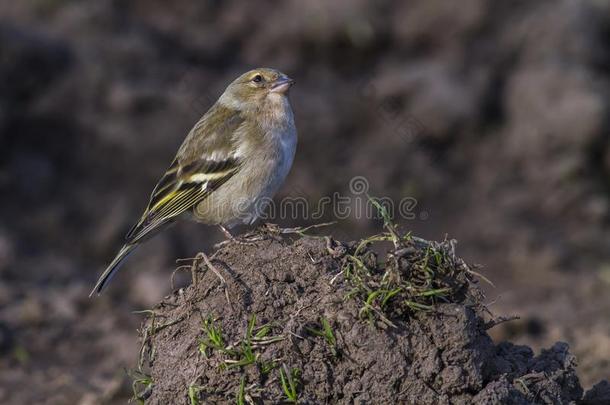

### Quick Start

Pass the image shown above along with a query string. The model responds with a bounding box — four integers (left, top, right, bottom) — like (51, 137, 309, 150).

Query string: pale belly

(193, 130, 296, 227)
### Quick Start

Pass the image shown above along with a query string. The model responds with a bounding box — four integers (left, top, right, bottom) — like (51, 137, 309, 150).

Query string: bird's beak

(269, 76, 295, 94)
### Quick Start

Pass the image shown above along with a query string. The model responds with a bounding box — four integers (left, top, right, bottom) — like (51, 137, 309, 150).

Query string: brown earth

(138, 230, 608, 404)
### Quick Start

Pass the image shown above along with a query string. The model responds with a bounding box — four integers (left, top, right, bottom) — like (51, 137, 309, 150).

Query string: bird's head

(219, 68, 295, 111)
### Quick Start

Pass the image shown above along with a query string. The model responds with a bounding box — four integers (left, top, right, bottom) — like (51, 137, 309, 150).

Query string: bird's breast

(252, 122, 297, 201)
(193, 119, 296, 227)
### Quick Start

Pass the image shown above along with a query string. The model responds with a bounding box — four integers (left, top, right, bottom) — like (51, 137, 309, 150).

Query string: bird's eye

(252, 74, 263, 83)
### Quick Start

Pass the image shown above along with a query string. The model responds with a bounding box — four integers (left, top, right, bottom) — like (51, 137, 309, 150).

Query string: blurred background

(1, 0, 609, 403)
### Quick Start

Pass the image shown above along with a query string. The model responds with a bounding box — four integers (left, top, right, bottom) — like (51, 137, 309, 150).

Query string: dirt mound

(135, 228, 607, 404)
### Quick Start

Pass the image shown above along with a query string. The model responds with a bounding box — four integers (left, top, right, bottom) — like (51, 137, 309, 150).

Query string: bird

(90, 68, 297, 296)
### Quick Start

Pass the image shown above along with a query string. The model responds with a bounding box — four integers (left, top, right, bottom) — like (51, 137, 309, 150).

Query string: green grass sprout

(339, 196, 485, 326)
(279, 364, 300, 403)
(198, 317, 227, 357)
(306, 317, 338, 356)
(236, 376, 246, 405)
(188, 383, 204, 405)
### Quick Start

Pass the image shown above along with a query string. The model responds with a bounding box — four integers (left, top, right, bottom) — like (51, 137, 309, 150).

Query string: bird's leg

(215, 225, 263, 248)
(214, 225, 238, 248)
(219, 224, 236, 241)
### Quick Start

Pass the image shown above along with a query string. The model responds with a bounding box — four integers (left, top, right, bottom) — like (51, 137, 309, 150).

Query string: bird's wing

(125, 105, 244, 244)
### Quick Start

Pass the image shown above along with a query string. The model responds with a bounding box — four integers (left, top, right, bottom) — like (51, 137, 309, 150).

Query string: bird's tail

(89, 244, 137, 297)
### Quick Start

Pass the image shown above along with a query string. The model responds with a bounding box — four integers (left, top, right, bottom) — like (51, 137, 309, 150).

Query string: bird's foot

(252, 223, 285, 242)
(214, 225, 262, 249)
